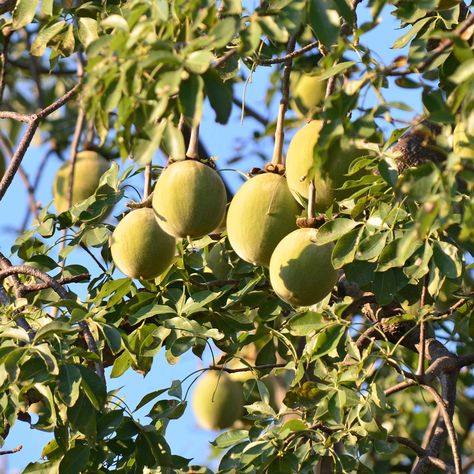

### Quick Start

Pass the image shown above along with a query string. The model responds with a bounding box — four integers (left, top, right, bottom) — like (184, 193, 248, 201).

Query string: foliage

(0, 0, 473, 473)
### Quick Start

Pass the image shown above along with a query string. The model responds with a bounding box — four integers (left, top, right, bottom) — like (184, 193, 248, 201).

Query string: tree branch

(255, 40, 319, 65)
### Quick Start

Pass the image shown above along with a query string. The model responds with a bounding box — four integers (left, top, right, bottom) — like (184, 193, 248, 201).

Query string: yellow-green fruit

(110, 208, 176, 280)
(152, 160, 227, 239)
(286, 120, 367, 211)
(453, 123, 474, 160)
(206, 242, 231, 280)
(227, 173, 301, 267)
(53, 151, 110, 214)
(270, 228, 337, 307)
(290, 73, 327, 118)
(192, 371, 244, 430)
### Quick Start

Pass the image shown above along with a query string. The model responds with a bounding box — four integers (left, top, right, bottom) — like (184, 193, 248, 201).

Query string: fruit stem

(186, 124, 200, 160)
(307, 181, 316, 219)
(270, 36, 296, 167)
(144, 162, 152, 198)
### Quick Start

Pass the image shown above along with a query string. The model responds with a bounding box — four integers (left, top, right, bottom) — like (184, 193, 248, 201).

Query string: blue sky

(0, 3, 424, 472)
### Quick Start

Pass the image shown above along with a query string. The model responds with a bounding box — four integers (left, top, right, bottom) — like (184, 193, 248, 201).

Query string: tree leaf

(315, 218, 360, 245)
(204, 70, 233, 124)
(57, 364, 82, 407)
(179, 75, 204, 127)
(12, 0, 39, 30)
(308, 0, 340, 49)
(78, 18, 98, 48)
(31, 21, 67, 57)
(59, 444, 90, 474)
(310, 324, 345, 359)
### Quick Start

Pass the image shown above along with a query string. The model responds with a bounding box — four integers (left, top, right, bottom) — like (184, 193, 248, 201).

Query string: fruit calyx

(264, 162, 286, 175)
(296, 215, 327, 229)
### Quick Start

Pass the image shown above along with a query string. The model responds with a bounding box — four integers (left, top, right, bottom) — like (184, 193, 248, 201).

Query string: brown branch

(22, 273, 90, 292)
(0, 83, 81, 202)
(381, 13, 474, 77)
(0, 265, 105, 382)
(126, 192, 153, 210)
(256, 40, 319, 65)
(7, 58, 76, 76)
(417, 276, 429, 376)
(271, 36, 296, 166)
(67, 107, 86, 210)
(0, 30, 10, 105)
(384, 379, 417, 396)
(0, 444, 22, 455)
(208, 363, 286, 373)
(213, 48, 237, 69)
(144, 163, 152, 198)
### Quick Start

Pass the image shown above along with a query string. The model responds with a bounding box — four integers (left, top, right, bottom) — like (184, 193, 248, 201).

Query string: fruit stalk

(144, 163, 152, 198)
(271, 36, 296, 167)
(186, 124, 200, 160)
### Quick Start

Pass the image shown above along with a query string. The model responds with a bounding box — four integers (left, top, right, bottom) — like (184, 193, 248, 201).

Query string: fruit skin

(206, 241, 232, 280)
(290, 72, 327, 119)
(453, 123, 474, 160)
(152, 160, 227, 239)
(227, 173, 301, 267)
(269, 227, 337, 307)
(192, 371, 244, 430)
(286, 120, 367, 211)
(53, 150, 110, 214)
(110, 208, 176, 280)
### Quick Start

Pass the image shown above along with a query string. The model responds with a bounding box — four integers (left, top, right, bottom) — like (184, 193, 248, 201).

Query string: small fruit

(286, 120, 368, 211)
(269, 227, 337, 306)
(110, 208, 176, 280)
(53, 150, 110, 214)
(227, 173, 301, 267)
(206, 241, 232, 280)
(192, 371, 244, 430)
(290, 72, 327, 118)
(152, 160, 227, 239)
(453, 123, 474, 160)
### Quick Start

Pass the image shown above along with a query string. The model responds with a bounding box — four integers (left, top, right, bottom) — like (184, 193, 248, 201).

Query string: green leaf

(450, 58, 474, 84)
(103, 324, 122, 354)
(356, 232, 388, 261)
(316, 61, 357, 81)
(212, 429, 249, 449)
(392, 17, 432, 49)
(209, 16, 240, 49)
(12, 0, 39, 30)
(57, 364, 82, 407)
(135, 389, 168, 412)
(433, 241, 462, 279)
(78, 18, 98, 48)
(331, 226, 363, 269)
(59, 444, 90, 474)
(373, 269, 408, 305)
(133, 118, 167, 165)
(310, 324, 345, 359)
(110, 351, 132, 378)
(404, 241, 433, 280)
(31, 21, 67, 57)
(40, 0, 53, 16)
(78, 366, 107, 410)
(257, 16, 289, 43)
(67, 395, 97, 439)
(184, 50, 214, 74)
(315, 218, 360, 245)
(204, 70, 233, 125)
(34, 321, 76, 342)
(162, 122, 185, 161)
(288, 311, 326, 336)
(376, 232, 419, 271)
(308, 0, 340, 49)
(333, 0, 353, 23)
(178, 75, 204, 127)
(219, 0, 242, 16)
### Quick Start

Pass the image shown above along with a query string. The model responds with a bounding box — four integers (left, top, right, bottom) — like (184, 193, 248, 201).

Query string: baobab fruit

(192, 371, 244, 430)
(53, 150, 110, 214)
(110, 208, 176, 280)
(152, 160, 227, 239)
(286, 120, 367, 211)
(290, 72, 327, 118)
(269, 228, 337, 307)
(453, 123, 474, 160)
(206, 241, 232, 280)
(227, 173, 301, 267)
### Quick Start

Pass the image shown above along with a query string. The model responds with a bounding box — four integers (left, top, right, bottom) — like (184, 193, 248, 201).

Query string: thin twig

(0, 444, 22, 455)
(144, 163, 152, 198)
(271, 36, 296, 166)
(208, 362, 287, 373)
(0, 30, 11, 105)
(417, 276, 429, 376)
(256, 40, 319, 65)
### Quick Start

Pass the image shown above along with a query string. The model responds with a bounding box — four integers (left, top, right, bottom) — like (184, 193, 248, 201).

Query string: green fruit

(286, 120, 368, 211)
(290, 72, 327, 118)
(269, 227, 337, 307)
(227, 173, 301, 267)
(53, 150, 110, 214)
(110, 208, 176, 280)
(152, 160, 227, 239)
(453, 123, 474, 160)
(192, 371, 244, 430)
(206, 241, 232, 280)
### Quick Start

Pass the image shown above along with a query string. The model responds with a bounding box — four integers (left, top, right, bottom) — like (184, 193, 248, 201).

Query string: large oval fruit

(53, 150, 110, 214)
(192, 371, 244, 430)
(290, 72, 327, 119)
(453, 123, 474, 160)
(227, 173, 301, 267)
(286, 120, 367, 211)
(152, 160, 227, 239)
(269, 227, 337, 306)
(110, 208, 176, 280)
